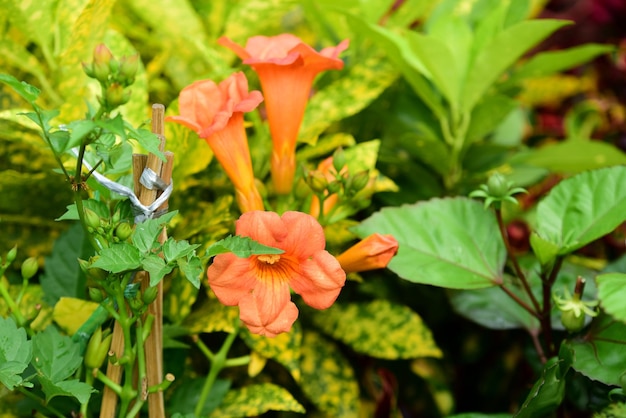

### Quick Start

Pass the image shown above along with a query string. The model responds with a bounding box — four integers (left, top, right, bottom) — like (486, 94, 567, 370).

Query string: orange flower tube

(207, 210, 346, 337)
(219, 34, 349, 194)
(337, 233, 399, 274)
(166, 72, 265, 213)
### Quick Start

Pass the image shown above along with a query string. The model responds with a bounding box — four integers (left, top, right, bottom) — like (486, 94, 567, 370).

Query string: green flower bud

(142, 286, 159, 305)
(82, 62, 95, 78)
(6, 246, 18, 264)
(129, 296, 144, 313)
(118, 54, 139, 86)
(88, 287, 105, 302)
(486, 172, 510, 198)
(560, 309, 585, 333)
(92, 44, 113, 83)
(112, 209, 121, 224)
(21, 257, 39, 281)
(327, 180, 342, 194)
(115, 222, 133, 241)
(332, 148, 346, 173)
(307, 172, 328, 194)
(103, 83, 130, 108)
(350, 171, 370, 193)
(85, 327, 113, 369)
(84, 208, 101, 230)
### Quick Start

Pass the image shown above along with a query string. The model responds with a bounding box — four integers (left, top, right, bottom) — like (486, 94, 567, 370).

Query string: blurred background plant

(1, 0, 626, 416)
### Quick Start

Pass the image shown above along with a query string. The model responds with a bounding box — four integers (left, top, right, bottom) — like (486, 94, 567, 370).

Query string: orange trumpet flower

(166, 72, 265, 213)
(337, 233, 399, 274)
(218, 34, 349, 194)
(207, 210, 346, 337)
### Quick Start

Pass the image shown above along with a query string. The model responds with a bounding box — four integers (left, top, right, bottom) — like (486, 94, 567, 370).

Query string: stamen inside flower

(258, 254, 281, 264)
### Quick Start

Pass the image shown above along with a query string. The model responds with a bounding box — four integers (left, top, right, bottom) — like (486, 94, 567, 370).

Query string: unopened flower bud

(92, 44, 113, 83)
(85, 327, 113, 369)
(82, 62, 95, 78)
(486, 172, 510, 198)
(350, 171, 370, 193)
(142, 286, 159, 305)
(336, 233, 399, 274)
(88, 287, 105, 302)
(84, 208, 101, 230)
(332, 148, 346, 173)
(327, 180, 342, 194)
(561, 309, 585, 333)
(307, 172, 328, 194)
(6, 246, 18, 263)
(104, 83, 130, 108)
(129, 296, 144, 312)
(115, 222, 133, 241)
(21, 257, 39, 281)
(118, 54, 139, 86)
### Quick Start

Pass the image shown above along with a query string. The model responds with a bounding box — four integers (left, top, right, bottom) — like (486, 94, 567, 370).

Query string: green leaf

(299, 331, 359, 416)
(142, 254, 173, 286)
(162, 239, 199, 263)
(56, 199, 110, 221)
(354, 197, 506, 289)
(514, 356, 569, 418)
(508, 44, 614, 84)
(566, 314, 626, 386)
(177, 255, 202, 290)
(66, 119, 97, 152)
(132, 211, 177, 254)
(91, 242, 142, 273)
(241, 322, 302, 381)
(206, 235, 284, 259)
(461, 19, 571, 112)
(40, 222, 92, 305)
(312, 300, 442, 359)
(32, 326, 82, 382)
(0, 73, 40, 103)
(597, 273, 626, 324)
(39, 376, 94, 404)
(0, 317, 32, 390)
(449, 414, 511, 418)
(533, 166, 626, 254)
(520, 140, 626, 174)
(211, 383, 305, 416)
(466, 95, 519, 143)
(167, 378, 230, 416)
(125, 124, 166, 162)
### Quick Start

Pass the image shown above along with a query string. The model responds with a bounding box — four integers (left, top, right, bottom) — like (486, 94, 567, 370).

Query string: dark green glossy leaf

(514, 356, 569, 418)
(354, 197, 505, 289)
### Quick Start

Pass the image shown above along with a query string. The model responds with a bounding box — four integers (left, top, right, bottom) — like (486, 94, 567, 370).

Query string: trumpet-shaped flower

(166, 72, 265, 212)
(207, 210, 346, 337)
(336, 233, 399, 274)
(218, 34, 349, 194)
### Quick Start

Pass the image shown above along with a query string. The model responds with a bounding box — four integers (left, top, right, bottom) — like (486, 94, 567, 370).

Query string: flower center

(258, 254, 281, 264)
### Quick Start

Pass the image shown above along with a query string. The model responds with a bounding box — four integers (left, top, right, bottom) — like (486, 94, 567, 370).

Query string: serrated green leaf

(67, 119, 96, 152)
(40, 222, 92, 305)
(178, 255, 202, 290)
(461, 19, 571, 112)
(132, 211, 177, 253)
(0, 73, 40, 103)
(56, 199, 110, 221)
(567, 314, 626, 386)
(520, 140, 626, 174)
(38, 376, 94, 404)
(211, 383, 305, 416)
(533, 166, 626, 254)
(312, 300, 442, 359)
(241, 322, 302, 381)
(142, 254, 173, 286)
(354, 197, 506, 289)
(125, 125, 166, 162)
(163, 239, 199, 263)
(32, 326, 82, 382)
(299, 331, 359, 417)
(0, 317, 32, 390)
(596, 273, 626, 324)
(299, 50, 398, 144)
(206, 235, 284, 259)
(91, 242, 142, 273)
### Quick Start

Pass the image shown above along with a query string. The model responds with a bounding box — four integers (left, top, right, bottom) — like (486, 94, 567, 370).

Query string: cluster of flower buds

(84, 326, 113, 370)
(82, 44, 139, 110)
(83, 207, 134, 249)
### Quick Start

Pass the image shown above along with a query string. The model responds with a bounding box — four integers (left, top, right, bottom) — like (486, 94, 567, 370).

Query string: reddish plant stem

(540, 256, 564, 358)
(494, 208, 541, 313)
(499, 285, 541, 320)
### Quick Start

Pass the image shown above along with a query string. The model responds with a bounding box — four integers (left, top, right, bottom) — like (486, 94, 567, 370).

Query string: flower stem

(194, 322, 242, 416)
(0, 277, 30, 335)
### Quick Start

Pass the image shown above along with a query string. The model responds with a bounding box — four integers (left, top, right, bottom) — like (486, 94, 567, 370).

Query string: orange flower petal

(235, 211, 288, 247)
(207, 254, 256, 306)
(280, 211, 326, 259)
(238, 278, 298, 337)
(291, 251, 346, 309)
(336, 233, 399, 274)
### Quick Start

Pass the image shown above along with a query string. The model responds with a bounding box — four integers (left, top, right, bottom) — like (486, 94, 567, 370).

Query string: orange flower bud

(336, 233, 399, 274)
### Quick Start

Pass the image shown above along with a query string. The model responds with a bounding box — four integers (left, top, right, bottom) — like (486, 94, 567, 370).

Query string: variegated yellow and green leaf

(183, 297, 239, 334)
(52, 297, 99, 335)
(222, 0, 297, 44)
(210, 383, 305, 416)
(312, 299, 442, 359)
(0, 279, 52, 331)
(240, 321, 303, 381)
(299, 51, 399, 144)
(300, 331, 360, 417)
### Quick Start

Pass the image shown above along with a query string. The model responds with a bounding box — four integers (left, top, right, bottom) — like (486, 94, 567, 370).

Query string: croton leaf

(210, 383, 305, 416)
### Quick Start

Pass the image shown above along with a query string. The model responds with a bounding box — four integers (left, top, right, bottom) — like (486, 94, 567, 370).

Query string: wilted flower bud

(21, 257, 39, 281)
